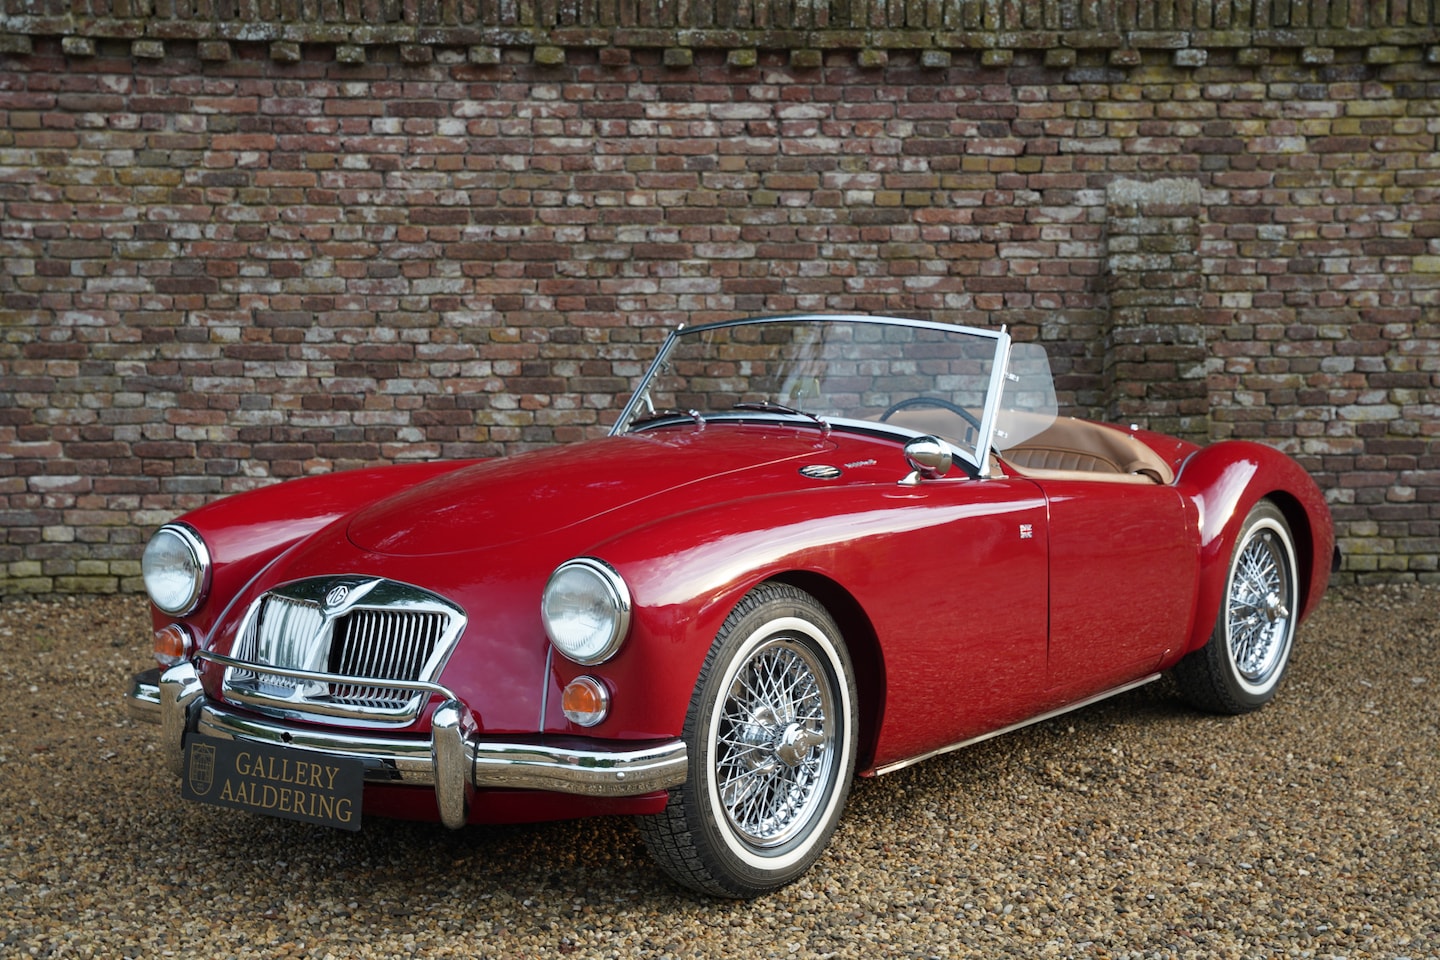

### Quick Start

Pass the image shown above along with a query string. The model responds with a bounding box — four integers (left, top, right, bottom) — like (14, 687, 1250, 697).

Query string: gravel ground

(1, 586, 1436, 959)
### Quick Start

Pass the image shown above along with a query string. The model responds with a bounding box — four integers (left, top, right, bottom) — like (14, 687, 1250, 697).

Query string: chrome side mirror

(899, 436, 952, 486)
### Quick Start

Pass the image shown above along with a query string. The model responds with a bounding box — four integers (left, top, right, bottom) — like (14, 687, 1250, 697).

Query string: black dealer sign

(181, 735, 365, 831)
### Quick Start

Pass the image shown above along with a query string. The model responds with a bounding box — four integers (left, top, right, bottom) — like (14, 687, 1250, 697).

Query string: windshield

(614, 315, 1057, 476)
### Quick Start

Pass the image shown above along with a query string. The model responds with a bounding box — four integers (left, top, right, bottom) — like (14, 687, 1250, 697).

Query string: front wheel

(1174, 500, 1300, 714)
(637, 583, 858, 898)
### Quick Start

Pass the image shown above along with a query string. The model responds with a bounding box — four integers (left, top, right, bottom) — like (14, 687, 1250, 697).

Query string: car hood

(347, 428, 838, 557)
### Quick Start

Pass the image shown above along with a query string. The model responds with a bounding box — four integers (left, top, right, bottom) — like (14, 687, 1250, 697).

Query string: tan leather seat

(1003, 447, 1120, 474)
(1001, 416, 1174, 485)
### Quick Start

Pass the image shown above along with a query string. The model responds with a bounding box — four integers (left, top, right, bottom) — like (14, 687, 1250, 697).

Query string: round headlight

(542, 558, 631, 665)
(142, 523, 210, 616)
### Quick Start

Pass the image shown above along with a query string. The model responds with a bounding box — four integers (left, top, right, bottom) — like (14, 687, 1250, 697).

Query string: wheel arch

(769, 571, 887, 776)
(633, 574, 865, 897)
(1264, 488, 1322, 617)
(1177, 440, 1334, 657)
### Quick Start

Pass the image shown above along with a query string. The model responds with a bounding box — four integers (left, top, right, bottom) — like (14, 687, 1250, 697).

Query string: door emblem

(1019, 524, 1034, 540)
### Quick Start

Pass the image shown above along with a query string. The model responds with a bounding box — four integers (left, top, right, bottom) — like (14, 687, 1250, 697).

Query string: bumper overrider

(127, 661, 688, 830)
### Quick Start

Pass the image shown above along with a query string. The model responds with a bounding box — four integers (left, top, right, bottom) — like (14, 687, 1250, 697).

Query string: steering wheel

(878, 396, 982, 434)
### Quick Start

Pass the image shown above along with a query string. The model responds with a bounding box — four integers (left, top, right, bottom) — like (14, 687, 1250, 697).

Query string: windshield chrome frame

(612, 314, 1014, 478)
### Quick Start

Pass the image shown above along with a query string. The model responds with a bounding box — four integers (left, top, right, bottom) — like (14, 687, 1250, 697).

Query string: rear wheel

(637, 583, 857, 898)
(1175, 501, 1299, 714)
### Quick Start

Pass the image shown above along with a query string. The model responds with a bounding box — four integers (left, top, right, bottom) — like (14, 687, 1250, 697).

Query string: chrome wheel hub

(733, 704, 825, 774)
(776, 722, 824, 768)
(735, 706, 783, 776)
(1262, 590, 1288, 623)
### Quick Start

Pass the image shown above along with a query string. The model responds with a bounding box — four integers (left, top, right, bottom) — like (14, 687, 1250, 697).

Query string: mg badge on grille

(324, 585, 350, 610)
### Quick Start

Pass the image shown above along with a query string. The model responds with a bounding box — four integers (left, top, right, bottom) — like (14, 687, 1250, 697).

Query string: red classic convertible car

(128, 314, 1335, 897)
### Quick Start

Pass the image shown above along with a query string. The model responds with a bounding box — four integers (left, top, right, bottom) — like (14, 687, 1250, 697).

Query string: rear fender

(1175, 442, 1334, 656)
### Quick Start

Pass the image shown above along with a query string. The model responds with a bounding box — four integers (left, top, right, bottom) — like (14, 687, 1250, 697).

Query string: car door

(862, 474, 1053, 766)
(1036, 479, 1197, 700)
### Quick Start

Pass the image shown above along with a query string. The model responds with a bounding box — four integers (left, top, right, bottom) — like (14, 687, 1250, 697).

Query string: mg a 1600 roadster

(128, 315, 1335, 897)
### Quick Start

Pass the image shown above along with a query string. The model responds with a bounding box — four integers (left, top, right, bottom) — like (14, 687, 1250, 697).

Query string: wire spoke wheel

(1174, 500, 1300, 714)
(1227, 527, 1292, 685)
(713, 636, 836, 849)
(636, 583, 857, 898)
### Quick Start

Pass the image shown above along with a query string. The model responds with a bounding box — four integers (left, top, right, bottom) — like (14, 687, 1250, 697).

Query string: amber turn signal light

(561, 676, 610, 727)
(153, 623, 194, 667)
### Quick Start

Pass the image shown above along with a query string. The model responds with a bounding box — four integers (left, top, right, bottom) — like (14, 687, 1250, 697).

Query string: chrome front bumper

(126, 663, 687, 829)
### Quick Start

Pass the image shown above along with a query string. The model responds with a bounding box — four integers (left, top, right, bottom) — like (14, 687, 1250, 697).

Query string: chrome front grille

(222, 578, 466, 724)
(328, 607, 449, 709)
(229, 594, 327, 699)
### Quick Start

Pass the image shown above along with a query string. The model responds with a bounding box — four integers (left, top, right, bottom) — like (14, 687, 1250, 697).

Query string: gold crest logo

(188, 742, 216, 797)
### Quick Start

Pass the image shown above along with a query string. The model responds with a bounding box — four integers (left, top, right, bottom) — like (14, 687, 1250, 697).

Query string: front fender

(563, 490, 877, 742)
(150, 461, 481, 640)
(1175, 442, 1334, 656)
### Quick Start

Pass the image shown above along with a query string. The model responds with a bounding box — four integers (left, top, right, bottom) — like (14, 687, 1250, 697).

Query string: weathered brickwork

(1, 21, 1438, 594)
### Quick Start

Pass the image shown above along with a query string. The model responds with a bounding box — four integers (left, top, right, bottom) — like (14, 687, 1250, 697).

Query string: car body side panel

(567, 476, 1051, 772)
(1174, 440, 1335, 656)
(1037, 480, 1198, 699)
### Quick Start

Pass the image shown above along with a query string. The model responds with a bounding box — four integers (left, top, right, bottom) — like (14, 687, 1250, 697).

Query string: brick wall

(1, 13, 1438, 593)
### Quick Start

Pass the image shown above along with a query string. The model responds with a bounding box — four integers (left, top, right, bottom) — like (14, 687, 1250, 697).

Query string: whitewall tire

(637, 583, 858, 898)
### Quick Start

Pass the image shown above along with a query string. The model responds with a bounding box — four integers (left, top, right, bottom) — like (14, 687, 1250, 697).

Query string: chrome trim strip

(974, 330, 1012, 479)
(196, 701, 689, 796)
(538, 645, 554, 731)
(871, 673, 1162, 777)
(469, 739, 688, 797)
(612, 322, 685, 435)
(200, 649, 464, 701)
(220, 687, 422, 724)
(195, 702, 437, 783)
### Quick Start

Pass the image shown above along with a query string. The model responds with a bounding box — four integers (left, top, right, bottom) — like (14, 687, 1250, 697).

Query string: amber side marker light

(154, 623, 194, 667)
(561, 676, 610, 727)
